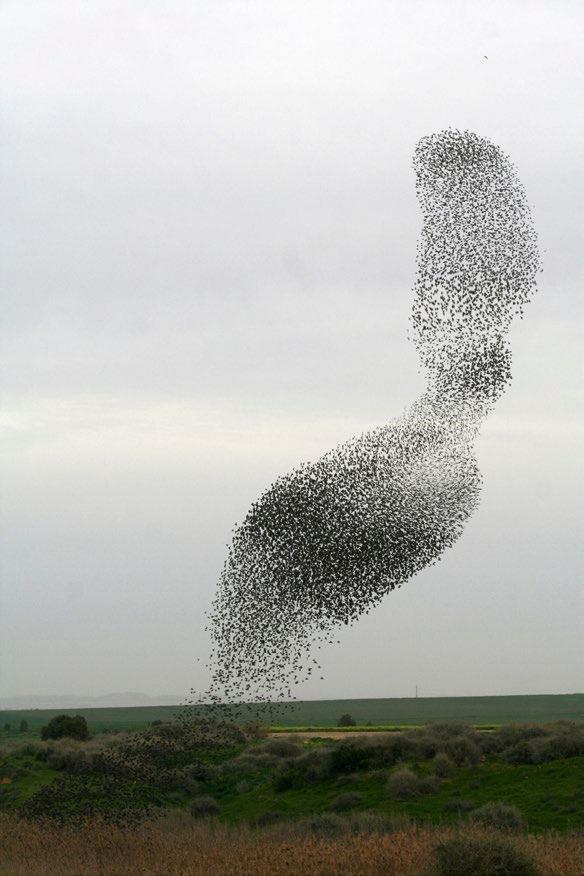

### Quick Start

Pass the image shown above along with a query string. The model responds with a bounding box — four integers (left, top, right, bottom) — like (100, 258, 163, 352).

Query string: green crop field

(1, 693, 582, 738)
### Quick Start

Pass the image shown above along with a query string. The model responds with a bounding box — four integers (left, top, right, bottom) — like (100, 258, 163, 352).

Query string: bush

(189, 795, 220, 818)
(386, 767, 420, 800)
(272, 748, 331, 790)
(329, 743, 371, 774)
(41, 715, 89, 742)
(470, 801, 526, 832)
(330, 792, 362, 811)
(530, 727, 584, 763)
(502, 740, 536, 764)
(262, 738, 301, 758)
(488, 724, 547, 753)
(21, 775, 157, 825)
(365, 733, 418, 766)
(338, 713, 357, 727)
(386, 767, 439, 800)
(444, 736, 481, 767)
(417, 775, 440, 795)
(368, 768, 388, 783)
(431, 835, 539, 876)
(498, 723, 584, 764)
(335, 772, 360, 786)
(243, 721, 269, 740)
(426, 722, 475, 740)
(432, 752, 455, 778)
(180, 761, 219, 783)
(233, 752, 280, 771)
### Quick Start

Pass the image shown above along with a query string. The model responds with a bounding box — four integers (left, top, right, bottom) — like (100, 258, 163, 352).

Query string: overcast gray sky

(1, 0, 582, 702)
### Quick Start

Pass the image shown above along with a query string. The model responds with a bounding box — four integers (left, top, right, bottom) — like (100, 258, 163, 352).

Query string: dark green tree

(337, 713, 357, 727)
(41, 714, 89, 741)
(19, 719, 29, 733)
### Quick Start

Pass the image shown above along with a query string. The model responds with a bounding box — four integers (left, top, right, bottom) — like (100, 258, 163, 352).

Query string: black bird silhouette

(192, 129, 539, 717)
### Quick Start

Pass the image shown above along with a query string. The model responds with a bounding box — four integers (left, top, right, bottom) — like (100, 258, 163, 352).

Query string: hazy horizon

(1, 0, 582, 701)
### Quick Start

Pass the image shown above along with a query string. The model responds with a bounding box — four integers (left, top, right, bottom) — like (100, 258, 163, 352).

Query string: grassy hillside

(1, 720, 583, 834)
(1, 693, 582, 737)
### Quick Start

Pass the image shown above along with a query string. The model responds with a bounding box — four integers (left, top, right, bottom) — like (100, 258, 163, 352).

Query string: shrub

(502, 740, 536, 765)
(330, 792, 362, 811)
(46, 748, 86, 772)
(262, 739, 301, 758)
(41, 715, 89, 742)
(530, 727, 584, 763)
(386, 767, 439, 800)
(19, 720, 28, 733)
(489, 724, 547, 752)
(368, 768, 388, 783)
(335, 772, 360, 786)
(273, 755, 326, 791)
(432, 752, 455, 778)
(21, 775, 157, 824)
(444, 736, 481, 767)
(243, 720, 269, 740)
(431, 835, 539, 876)
(189, 795, 220, 818)
(470, 801, 526, 832)
(329, 743, 371, 774)
(365, 733, 418, 766)
(233, 752, 280, 771)
(180, 761, 218, 783)
(426, 722, 475, 740)
(417, 775, 440, 794)
(338, 713, 357, 727)
(181, 776, 201, 795)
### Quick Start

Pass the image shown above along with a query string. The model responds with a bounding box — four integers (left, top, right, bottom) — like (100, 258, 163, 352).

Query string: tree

(41, 714, 89, 741)
(19, 719, 28, 733)
(337, 713, 356, 727)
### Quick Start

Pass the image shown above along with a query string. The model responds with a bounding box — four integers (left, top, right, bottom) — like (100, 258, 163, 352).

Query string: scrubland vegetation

(1, 717, 583, 874)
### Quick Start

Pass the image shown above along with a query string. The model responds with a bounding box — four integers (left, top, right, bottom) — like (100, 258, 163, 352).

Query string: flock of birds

(189, 129, 540, 722)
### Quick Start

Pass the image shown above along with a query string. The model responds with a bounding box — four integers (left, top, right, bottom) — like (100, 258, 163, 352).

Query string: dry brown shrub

(0, 814, 582, 876)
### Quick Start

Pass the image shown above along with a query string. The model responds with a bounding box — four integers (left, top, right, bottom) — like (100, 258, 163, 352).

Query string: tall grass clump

(430, 834, 540, 876)
(470, 801, 526, 832)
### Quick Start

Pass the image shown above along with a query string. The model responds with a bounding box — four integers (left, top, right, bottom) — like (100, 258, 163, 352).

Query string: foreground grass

(1, 813, 582, 876)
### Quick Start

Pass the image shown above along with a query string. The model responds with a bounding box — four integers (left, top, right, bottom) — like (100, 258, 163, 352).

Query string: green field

(1, 693, 582, 737)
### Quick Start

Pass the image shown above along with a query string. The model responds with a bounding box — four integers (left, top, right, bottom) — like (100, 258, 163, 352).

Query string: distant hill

(0, 692, 182, 710)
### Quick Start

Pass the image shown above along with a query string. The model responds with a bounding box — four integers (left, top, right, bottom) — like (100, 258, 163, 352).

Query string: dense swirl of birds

(191, 129, 539, 720)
